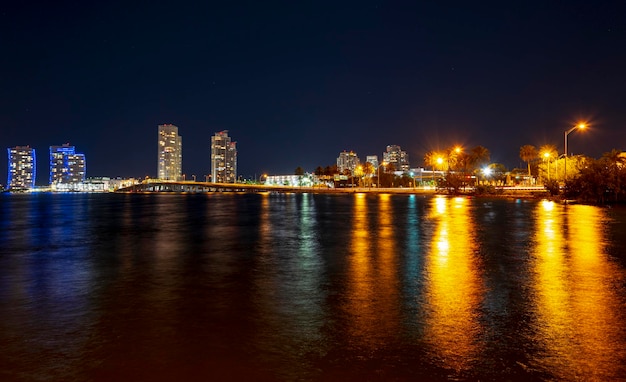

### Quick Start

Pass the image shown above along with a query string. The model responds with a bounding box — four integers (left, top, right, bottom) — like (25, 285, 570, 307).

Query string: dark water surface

(1, 193, 626, 381)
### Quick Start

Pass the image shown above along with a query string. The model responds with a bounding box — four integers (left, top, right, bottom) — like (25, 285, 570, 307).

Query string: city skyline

(1, 2, 625, 184)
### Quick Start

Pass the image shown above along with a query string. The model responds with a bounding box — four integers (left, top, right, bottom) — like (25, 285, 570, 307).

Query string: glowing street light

(564, 122, 586, 181)
(543, 152, 551, 181)
(355, 165, 363, 187)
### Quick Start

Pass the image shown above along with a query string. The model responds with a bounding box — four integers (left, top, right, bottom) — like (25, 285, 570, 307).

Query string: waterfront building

(264, 173, 317, 187)
(337, 150, 360, 174)
(366, 155, 379, 169)
(383, 145, 410, 171)
(157, 124, 183, 181)
(211, 130, 237, 183)
(49, 144, 86, 185)
(7, 146, 36, 190)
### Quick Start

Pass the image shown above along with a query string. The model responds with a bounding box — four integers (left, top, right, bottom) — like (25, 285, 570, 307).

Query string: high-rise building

(7, 146, 36, 190)
(337, 150, 360, 174)
(49, 144, 86, 185)
(157, 124, 182, 181)
(383, 145, 410, 171)
(366, 155, 379, 169)
(211, 130, 237, 183)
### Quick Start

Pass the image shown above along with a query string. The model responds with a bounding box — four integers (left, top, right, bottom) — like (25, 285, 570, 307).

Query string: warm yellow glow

(436, 157, 443, 164)
(347, 193, 373, 340)
(346, 193, 399, 348)
(577, 122, 586, 129)
(454, 146, 461, 153)
(531, 202, 624, 380)
(423, 196, 482, 372)
(543, 152, 550, 158)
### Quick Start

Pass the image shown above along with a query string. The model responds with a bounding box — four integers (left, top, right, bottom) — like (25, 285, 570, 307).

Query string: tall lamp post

(564, 123, 586, 181)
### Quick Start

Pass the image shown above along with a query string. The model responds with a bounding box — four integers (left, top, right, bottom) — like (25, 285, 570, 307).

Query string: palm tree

(519, 145, 537, 179)
(469, 146, 490, 170)
(362, 162, 374, 187)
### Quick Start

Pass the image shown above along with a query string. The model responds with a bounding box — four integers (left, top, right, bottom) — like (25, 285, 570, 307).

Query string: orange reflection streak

(258, 193, 271, 251)
(532, 202, 626, 379)
(346, 194, 374, 342)
(374, 194, 400, 335)
(423, 196, 483, 372)
(346, 194, 400, 348)
(566, 205, 625, 379)
(532, 201, 572, 374)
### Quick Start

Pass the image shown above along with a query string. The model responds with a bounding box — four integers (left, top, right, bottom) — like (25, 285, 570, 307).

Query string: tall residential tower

(49, 144, 86, 185)
(337, 150, 360, 174)
(211, 130, 237, 183)
(383, 145, 410, 171)
(7, 146, 36, 190)
(157, 124, 182, 181)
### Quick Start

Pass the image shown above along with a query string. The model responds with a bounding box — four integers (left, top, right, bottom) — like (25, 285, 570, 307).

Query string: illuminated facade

(366, 155, 379, 169)
(264, 174, 317, 187)
(7, 146, 36, 190)
(211, 130, 237, 183)
(49, 144, 86, 185)
(383, 145, 410, 171)
(157, 124, 183, 181)
(337, 150, 360, 174)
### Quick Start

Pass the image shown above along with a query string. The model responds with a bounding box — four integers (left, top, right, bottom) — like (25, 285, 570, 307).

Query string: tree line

(291, 145, 626, 202)
(520, 144, 626, 203)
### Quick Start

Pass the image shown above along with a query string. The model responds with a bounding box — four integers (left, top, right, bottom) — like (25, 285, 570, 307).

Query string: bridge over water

(115, 180, 547, 196)
(115, 181, 437, 194)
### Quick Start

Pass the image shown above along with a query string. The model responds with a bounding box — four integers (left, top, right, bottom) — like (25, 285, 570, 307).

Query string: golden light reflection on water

(423, 196, 483, 372)
(532, 201, 626, 379)
(346, 193, 400, 347)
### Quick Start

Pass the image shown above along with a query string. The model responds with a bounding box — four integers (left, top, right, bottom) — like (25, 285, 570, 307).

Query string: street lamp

(451, 146, 461, 171)
(564, 122, 586, 181)
(482, 167, 492, 185)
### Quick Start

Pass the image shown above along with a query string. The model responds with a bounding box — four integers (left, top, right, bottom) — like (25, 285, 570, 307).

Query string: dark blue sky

(2, 1, 625, 184)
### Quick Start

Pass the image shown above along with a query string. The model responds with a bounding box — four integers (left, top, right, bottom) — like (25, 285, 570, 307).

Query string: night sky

(2, 1, 626, 185)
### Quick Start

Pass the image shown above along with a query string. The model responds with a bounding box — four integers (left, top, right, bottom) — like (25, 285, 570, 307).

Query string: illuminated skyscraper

(7, 146, 36, 190)
(157, 124, 182, 181)
(383, 145, 410, 171)
(366, 155, 379, 169)
(211, 130, 237, 183)
(49, 144, 86, 185)
(337, 150, 360, 174)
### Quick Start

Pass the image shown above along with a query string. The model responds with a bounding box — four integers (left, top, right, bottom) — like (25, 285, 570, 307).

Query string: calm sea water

(1, 192, 626, 381)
